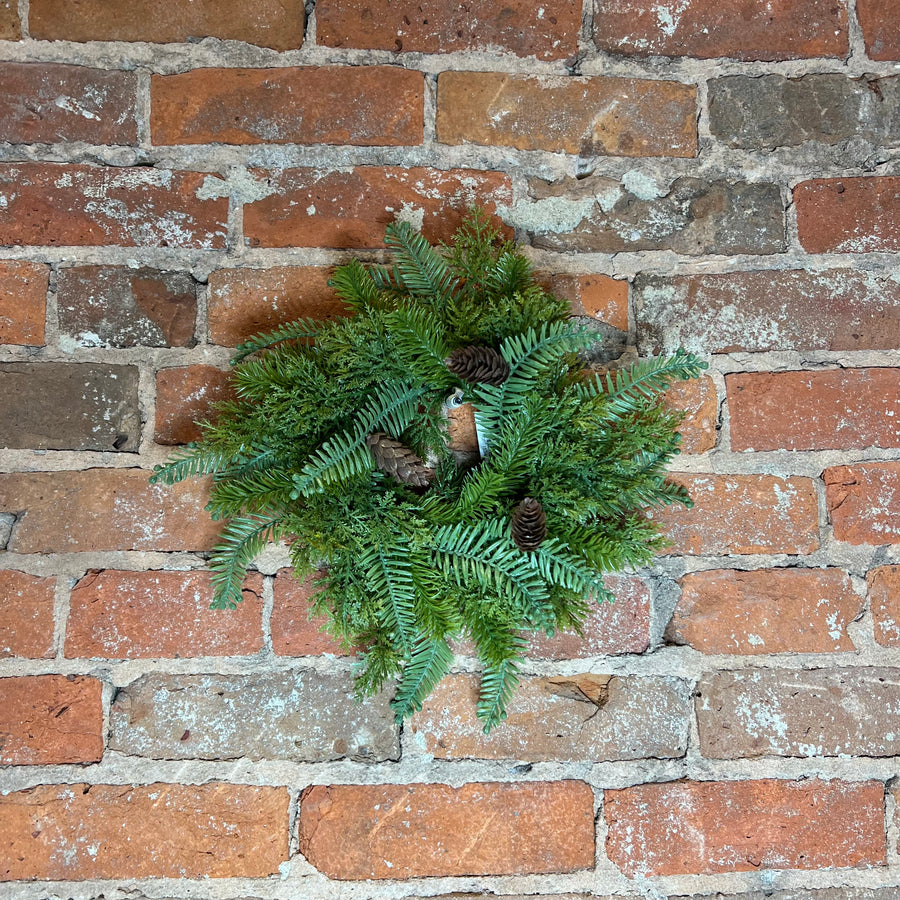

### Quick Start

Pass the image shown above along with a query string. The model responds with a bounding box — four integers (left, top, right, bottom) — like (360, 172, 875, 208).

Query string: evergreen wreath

(151, 210, 706, 732)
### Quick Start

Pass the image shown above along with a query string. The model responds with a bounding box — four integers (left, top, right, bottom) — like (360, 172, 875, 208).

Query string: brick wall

(1, 1, 899, 897)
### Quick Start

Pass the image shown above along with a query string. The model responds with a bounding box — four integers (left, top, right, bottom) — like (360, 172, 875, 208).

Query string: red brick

(243, 167, 512, 249)
(0, 63, 137, 145)
(0, 571, 55, 658)
(594, 0, 849, 60)
(29, 0, 304, 49)
(826, 463, 900, 545)
(728, 368, 900, 451)
(437, 72, 697, 157)
(796, 177, 900, 253)
(155, 365, 234, 445)
(0, 675, 103, 765)
(858, 0, 900, 60)
(411, 673, 690, 761)
(666, 375, 717, 453)
(207, 266, 344, 346)
(869, 565, 900, 646)
(316, 0, 581, 59)
(526, 575, 651, 657)
(0, 782, 289, 880)
(546, 273, 628, 331)
(0, 0, 19, 39)
(605, 779, 885, 877)
(672, 568, 861, 655)
(66, 569, 264, 659)
(0, 260, 47, 346)
(0, 469, 219, 553)
(272, 569, 351, 656)
(698, 667, 900, 758)
(57, 266, 197, 348)
(298, 781, 594, 879)
(0, 164, 227, 248)
(651, 474, 820, 556)
(152, 66, 422, 147)
(636, 269, 900, 353)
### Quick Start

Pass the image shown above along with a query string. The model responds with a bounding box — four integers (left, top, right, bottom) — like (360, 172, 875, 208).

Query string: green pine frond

(209, 514, 283, 610)
(486, 251, 533, 298)
(366, 542, 418, 654)
(384, 220, 458, 306)
(390, 635, 454, 721)
(230, 318, 321, 365)
(149, 444, 235, 485)
(328, 258, 381, 312)
(526, 538, 607, 596)
(206, 468, 296, 520)
(386, 305, 455, 387)
(477, 655, 522, 732)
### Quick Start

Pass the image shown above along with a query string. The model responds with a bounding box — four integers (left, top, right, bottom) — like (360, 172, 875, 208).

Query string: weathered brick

(152, 66, 422, 146)
(524, 175, 784, 255)
(796, 177, 900, 253)
(594, 0, 849, 60)
(0, 782, 289, 880)
(651, 474, 820, 556)
(670, 886, 900, 900)
(671, 568, 861, 655)
(0, 260, 47, 346)
(0, 0, 19, 39)
(57, 266, 197, 348)
(316, 0, 581, 59)
(207, 266, 342, 345)
(411, 673, 690, 761)
(526, 575, 651, 657)
(826, 463, 900, 545)
(699, 667, 900, 758)
(66, 569, 263, 658)
(728, 368, 900, 451)
(0, 164, 227, 248)
(272, 569, 351, 656)
(545, 273, 628, 331)
(0, 363, 140, 451)
(666, 375, 717, 454)
(0, 63, 137, 145)
(858, 0, 900, 60)
(0, 675, 103, 765)
(635, 269, 900, 353)
(0, 571, 55, 658)
(298, 781, 594, 879)
(0, 469, 219, 553)
(709, 74, 900, 149)
(437, 72, 697, 157)
(110, 671, 398, 761)
(869, 565, 900, 646)
(606, 779, 885, 877)
(243, 167, 512, 249)
(29, 0, 304, 49)
(155, 365, 233, 446)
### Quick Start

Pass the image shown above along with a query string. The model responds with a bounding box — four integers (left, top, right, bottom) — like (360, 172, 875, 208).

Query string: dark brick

(58, 266, 197, 348)
(0, 0, 19, 39)
(710, 74, 900, 149)
(29, 0, 305, 49)
(0, 63, 137, 145)
(0, 363, 139, 452)
(698, 667, 900, 758)
(524, 176, 784, 255)
(109, 671, 399, 762)
(155, 366, 233, 445)
(635, 269, 900, 353)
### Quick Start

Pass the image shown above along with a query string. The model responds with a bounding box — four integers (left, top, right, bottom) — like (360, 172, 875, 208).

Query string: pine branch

(206, 468, 296, 520)
(328, 258, 381, 312)
(149, 444, 235, 485)
(485, 251, 533, 298)
(478, 656, 522, 732)
(390, 636, 454, 721)
(365, 542, 418, 654)
(230, 318, 321, 365)
(209, 514, 283, 610)
(384, 220, 459, 307)
(386, 305, 455, 386)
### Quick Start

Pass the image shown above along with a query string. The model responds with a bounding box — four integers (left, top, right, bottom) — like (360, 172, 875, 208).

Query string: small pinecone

(511, 498, 547, 552)
(446, 345, 510, 385)
(366, 432, 435, 488)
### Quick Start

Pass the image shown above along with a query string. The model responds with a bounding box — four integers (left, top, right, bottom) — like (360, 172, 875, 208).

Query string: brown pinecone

(366, 432, 435, 487)
(446, 345, 510, 385)
(511, 498, 547, 552)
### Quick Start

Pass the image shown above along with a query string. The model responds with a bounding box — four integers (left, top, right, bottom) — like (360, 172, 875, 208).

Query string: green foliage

(153, 208, 707, 731)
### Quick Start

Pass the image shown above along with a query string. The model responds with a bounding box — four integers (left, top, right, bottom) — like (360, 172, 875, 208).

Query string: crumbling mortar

(135, 68, 152, 149)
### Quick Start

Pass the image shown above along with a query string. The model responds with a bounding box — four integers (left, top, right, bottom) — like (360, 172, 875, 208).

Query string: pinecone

(366, 432, 435, 487)
(511, 498, 547, 552)
(446, 345, 510, 385)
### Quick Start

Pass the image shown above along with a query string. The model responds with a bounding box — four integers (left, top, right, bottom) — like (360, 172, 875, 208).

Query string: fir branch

(149, 444, 235, 485)
(365, 542, 418, 654)
(209, 514, 283, 610)
(384, 220, 459, 307)
(230, 318, 320, 365)
(478, 656, 522, 732)
(390, 635, 454, 721)
(386, 305, 455, 387)
(328, 258, 381, 312)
